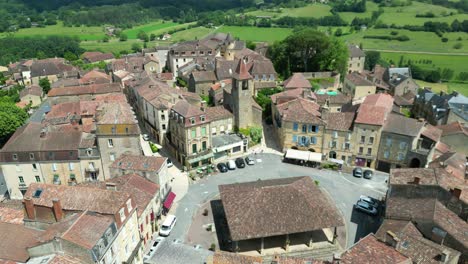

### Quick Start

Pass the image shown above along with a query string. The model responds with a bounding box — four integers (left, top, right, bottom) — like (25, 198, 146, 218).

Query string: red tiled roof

(110, 155, 166, 172)
(234, 59, 252, 80)
(25, 183, 130, 216)
(0, 207, 24, 225)
(277, 98, 324, 124)
(62, 213, 114, 249)
(80, 70, 111, 84)
(355, 104, 389, 125)
(340, 234, 410, 264)
(82, 51, 114, 63)
(323, 112, 355, 131)
(210, 252, 263, 264)
(211, 79, 232, 91)
(0, 222, 42, 262)
(205, 106, 233, 121)
(283, 73, 312, 89)
(345, 72, 374, 86)
(19, 85, 42, 98)
(421, 124, 442, 142)
(437, 121, 468, 136)
(48, 83, 121, 97)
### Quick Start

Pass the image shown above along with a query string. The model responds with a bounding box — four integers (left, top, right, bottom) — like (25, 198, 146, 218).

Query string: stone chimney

(52, 198, 63, 221)
(385, 231, 400, 248)
(413, 176, 420, 185)
(439, 250, 450, 263)
(106, 182, 117, 191)
(23, 197, 35, 220)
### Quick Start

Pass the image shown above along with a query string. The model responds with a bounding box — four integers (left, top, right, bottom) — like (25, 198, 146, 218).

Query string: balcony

(85, 167, 99, 173)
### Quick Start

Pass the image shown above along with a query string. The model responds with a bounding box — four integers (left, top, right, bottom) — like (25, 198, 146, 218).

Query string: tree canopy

(268, 28, 349, 79)
(0, 102, 28, 145)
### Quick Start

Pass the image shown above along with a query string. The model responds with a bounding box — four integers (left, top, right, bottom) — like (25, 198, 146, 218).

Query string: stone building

(437, 121, 468, 155)
(322, 112, 356, 166)
(223, 59, 262, 130)
(188, 71, 217, 96)
(347, 44, 365, 73)
(19, 85, 43, 107)
(343, 72, 376, 101)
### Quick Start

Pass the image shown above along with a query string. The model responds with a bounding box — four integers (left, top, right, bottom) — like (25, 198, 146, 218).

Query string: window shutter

(292, 135, 297, 142)
(342, 143, 345, 149)
(329, 141, 332, 148)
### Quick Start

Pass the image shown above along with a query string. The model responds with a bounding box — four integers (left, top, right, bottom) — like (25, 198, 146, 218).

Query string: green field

(338, 1, 380, 23)
(415, 80, 468, 95)
(247, 3, 333, 19)
(170, 27, 214, 42)
(215, 26, 292, 43)
(0, 22, 105, 41)
(122, 21, 189, 39)
(80, 39, 170, 53)
(339, 28, 468, 53)
(380, 51, 468, 79)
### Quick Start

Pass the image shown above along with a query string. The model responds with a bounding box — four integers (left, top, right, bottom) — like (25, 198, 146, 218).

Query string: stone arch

(329, 151, 337, 159)
(308, 148, 316, 152)
(292, 146, 298, 150)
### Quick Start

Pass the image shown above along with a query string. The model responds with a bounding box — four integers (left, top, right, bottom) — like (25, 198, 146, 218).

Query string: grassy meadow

(0, 22, 105, 41)
(246, 3, 333, 19)
(215, 26, 292, 43)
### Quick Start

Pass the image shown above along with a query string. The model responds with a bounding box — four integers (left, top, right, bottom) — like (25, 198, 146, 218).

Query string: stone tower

(231, 57, 254, 129)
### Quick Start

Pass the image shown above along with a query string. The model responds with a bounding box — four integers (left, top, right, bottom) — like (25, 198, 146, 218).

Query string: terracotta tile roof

(434, 141, 451, 155)
(375, 219, 422, 241)
(0, 207, 24, 225)
(205, 106, 233, 121)
(173, 100, 205, 118)
(219, 177, 344, 241)
(272, 256, 327, 264)
(211, 79, 232, 91)
(283, 73, 312, 89)
(276, 98, 324, 125)
(48, 83, 121, 97)
(383, 114, 425, 137)
(96, 102, 138, 125)
(323, 112, 355, 131)
(355, 104, 389, 126)
(110, 56, 145, 73)
(429, 152, 466, 180)
(432, 201, 468, 249)
(345, 72, 374, 86)
(110, 154, 166, 172)
(348, 44, 365, 58)
(233, 59, 252, 80)
(271, 88, 314, 105)
(19, 85, 42, 98)
(30, 58, 76, 77)
(0, 222, 42, 262)
(250, 59, 276, 75)
(24, 183, 130, 215)
(339, 234, 410, 264)
(437, 121, 468, 136)
(82, 51, 114, 63)
(394, 91, 415, 107)
(210, 251, 262, 264)
(0, 122, 82, 153)
(192, 71, 217, 82)
(158, 72, 173, 81)
(421, 124, 442, 142)
(215, 59, 237, 80)
(80, 70, 112, 84)
(15, 101, 28, 108)
(62, 212, 114, 249)
(363, 93, 394, 109)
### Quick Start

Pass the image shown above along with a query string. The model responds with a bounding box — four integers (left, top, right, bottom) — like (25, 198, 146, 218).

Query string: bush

(119, 33, 128, 41)
(250, 127, 263, 144)
(441, 37, 448, 42)
(149, 142, 158, 153)
(363, 35, 409, 41)
(390, 31, 398, 35)
(453, 43, 463, 49)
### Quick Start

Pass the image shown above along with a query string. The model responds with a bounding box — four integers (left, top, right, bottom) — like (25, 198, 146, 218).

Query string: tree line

(0, 36, 83, 66)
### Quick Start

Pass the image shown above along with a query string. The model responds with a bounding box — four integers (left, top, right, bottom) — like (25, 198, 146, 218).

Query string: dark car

(363, 169, 373, 179)
(354, 200, 378, 216)
(217, 163, 228, 173)
(353, 167, 363, 177)
(235, 157, 245, 168)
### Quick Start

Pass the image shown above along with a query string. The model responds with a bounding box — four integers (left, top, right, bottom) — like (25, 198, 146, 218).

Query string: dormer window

(119, 208, 126, 222)
(208, 51, 212, 55)
(86, 148, 93, 156)
(12, 154, 18, 160)
(29, 153, 34, 160)
(190, 118, 195, 124)
(200, 116, 205, 122)
(127, 199, 133, 212)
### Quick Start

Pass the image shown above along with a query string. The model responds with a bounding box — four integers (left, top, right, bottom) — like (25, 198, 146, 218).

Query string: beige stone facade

(323, 130, 355, 166)
(352, 124, 382, 169)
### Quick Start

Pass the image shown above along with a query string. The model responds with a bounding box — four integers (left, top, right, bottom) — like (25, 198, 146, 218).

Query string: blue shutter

(315, 126, 319, 133)
(311, 137, 316, 144)
(308, 125, 313, 133)
(293, 123, 298, 131)
(292, 135, 297, 142)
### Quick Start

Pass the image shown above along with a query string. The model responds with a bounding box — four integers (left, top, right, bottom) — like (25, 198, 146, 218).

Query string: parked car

(354, 200, 378, 216)
(363, 170, 373, 179)
(227, 160, 236, 170)
(353, 167, 363, 177)
(166, 158, 173, 168)
(143, 134, 150, 141)
(359, 195, 379, 208)
(151, 236, 165, 251)
(245, 156, 255, 165)
(159, 215, 177, 237)
(217, 163, 228, 173)
(235, 157, 246, 168)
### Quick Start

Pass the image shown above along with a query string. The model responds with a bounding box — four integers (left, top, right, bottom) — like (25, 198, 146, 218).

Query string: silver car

(354, 200, 378, 216)
(245, 156, 255, 165)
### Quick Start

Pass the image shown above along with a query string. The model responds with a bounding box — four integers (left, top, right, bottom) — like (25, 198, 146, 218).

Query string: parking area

(157, 154, 387, 257)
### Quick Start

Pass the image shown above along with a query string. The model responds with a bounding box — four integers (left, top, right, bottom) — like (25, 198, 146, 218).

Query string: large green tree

(39, 78, 51, 94)
(0, 102, 28, 145)
(364, 51, 381, 71)
(269, 28, 348, 78)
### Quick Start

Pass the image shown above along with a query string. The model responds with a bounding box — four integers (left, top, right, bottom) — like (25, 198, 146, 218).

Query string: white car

(167, 159, 173, 168)
(159, 215, 177, 237)
(142, 134, 150, 141)
(245, 156, 255, 165)
(227, 160, 236, 170)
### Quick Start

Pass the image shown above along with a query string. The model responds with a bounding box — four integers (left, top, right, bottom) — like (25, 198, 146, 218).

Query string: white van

(159, 215, 177, 237)
(227, 160, 236, 170)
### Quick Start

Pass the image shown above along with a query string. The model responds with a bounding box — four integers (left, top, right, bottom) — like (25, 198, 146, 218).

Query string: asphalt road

(167, 153, 388, 252)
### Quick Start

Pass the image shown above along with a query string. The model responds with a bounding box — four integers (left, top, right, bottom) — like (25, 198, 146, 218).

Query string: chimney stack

(413, 177, 420, 185)
(52, 198, 63, 221)
(385, 231, 400, 248)
(23, 197, 35, 220)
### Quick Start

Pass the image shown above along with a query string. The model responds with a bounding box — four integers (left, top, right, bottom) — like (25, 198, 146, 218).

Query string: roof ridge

(61, 211, 87, 239)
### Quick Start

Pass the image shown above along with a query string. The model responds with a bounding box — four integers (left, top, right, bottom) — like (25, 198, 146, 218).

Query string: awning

(329, 158, 344, 165)
(285, 149, 322, 162)
(163, 192, 176, 209)
(186, 152, 214, 164)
